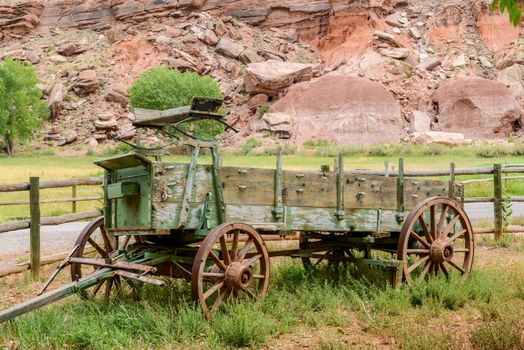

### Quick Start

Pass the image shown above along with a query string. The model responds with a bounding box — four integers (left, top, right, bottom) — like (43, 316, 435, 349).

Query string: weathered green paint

(103, 171, 112, 229)
(113, 165, 152, 229)
(106, 182, 139, 199)
(396, 158, 404, 223)
(493, 163, 503, 240)
(212, 149, 226, 224)
(178, 146, 200, 228)
(0, 269, 114, 323)
(29, 177, 40, 281)
(272, 148, 284, 220)
(335, 153, 345, 220)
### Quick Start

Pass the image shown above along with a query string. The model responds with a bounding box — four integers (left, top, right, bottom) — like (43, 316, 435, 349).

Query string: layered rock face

(1, 0, 524, 148)
(269, 75, 402, 145)
(432, 78, 523, 138)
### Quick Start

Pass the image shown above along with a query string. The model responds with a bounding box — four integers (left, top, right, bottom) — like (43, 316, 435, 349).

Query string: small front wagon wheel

(191, 222, 270, 317)
(398, 197, 475, 283)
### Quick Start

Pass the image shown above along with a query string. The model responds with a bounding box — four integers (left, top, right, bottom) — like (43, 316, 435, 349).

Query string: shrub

(236, 137, 262, 155)
(128, 67, 224, 140)
(0, 58, 49, 156)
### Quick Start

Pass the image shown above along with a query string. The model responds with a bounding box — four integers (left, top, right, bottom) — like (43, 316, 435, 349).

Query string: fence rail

(0, 161, 523, 280)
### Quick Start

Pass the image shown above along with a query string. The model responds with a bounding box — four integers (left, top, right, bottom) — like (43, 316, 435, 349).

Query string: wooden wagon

(0, 97, 475, 321)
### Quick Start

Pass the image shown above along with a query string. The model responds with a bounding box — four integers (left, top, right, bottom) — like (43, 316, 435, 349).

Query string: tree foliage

(128, 67, 225, 140)
(0, 59, 49, 156)
(491, 0, 523, 26)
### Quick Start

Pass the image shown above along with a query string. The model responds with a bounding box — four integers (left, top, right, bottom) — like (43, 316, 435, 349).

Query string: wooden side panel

(152, 163, 213, 204)
(152, 202, 206, 230)
(283, 171, 336, 208)
(220, 166, 275, 205)
(403, 179, 449, 210)
(344, 175, 397, 210)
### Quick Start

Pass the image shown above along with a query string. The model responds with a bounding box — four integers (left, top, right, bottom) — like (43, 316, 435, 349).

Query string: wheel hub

(224, 262, 253, 290)
(430, 240, 454, 263)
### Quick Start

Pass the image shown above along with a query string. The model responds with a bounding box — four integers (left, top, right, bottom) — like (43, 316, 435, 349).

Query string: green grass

(2, 256, 524, 349)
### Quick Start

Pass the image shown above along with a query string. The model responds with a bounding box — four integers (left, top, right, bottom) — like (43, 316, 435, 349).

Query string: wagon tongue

(0, 257, 162, 324)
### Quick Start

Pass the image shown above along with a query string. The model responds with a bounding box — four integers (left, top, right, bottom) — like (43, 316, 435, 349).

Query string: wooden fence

(0, 161, 523, 280)
(0, 177, 103, 280)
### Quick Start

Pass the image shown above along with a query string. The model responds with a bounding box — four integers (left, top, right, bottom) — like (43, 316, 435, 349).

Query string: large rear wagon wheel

(398, 197, 474, 283)
(70, 217, 132, 300)
(191, 222, 270, 317)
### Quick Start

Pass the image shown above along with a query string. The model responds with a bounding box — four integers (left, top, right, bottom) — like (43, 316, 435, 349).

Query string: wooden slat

(0, 177, 102, 193)
(0, 210, 102, 234)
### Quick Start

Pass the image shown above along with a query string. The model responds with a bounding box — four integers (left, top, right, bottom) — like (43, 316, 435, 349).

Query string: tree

(491, 0, 523, 26)
(0, 59, 49, 156)
(128, 67, 225, 140)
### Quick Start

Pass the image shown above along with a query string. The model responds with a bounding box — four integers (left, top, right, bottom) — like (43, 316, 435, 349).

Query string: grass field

(1, 148, 523, 221)
(1, 237, 524, 349)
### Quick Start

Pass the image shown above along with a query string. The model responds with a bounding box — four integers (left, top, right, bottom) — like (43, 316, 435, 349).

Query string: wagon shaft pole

(0, 269, 114, 324)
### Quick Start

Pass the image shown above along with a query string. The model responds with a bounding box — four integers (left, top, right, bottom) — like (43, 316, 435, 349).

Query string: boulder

(247, 94, 268, 111)
(410, 111, 431, 133)
(373, 31, 403, 48)
(452, 54, 466, 67)
(94, 119, 118, 130)
(262, 112, 292, 138)
(431, 77, 523, 138)
(197, 29, 218, 46)
(378, 48, 410, 59)
(409, 27, 422, 39)
(269, 74, 402, 145)
(239, 48, 263, 64)
(244, 60, 313, 95)
(48, 83, 64, 120)
(72, 70, 98, 96)
(58, 44, 76, 57)
(105, 86, 129, 107)
(417, 57, 441, 71)
(63, 130, 77, 144)
(411, 131, 465, 145)
(497, 64, 524, 98)
(216, 38, 244, 59)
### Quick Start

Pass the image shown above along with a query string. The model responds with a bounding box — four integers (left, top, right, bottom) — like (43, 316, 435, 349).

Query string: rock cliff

(0, 0, 523, 148)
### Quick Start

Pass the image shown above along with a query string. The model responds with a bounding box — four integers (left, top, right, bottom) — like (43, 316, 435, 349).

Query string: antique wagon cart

(0, 97, 474, 322)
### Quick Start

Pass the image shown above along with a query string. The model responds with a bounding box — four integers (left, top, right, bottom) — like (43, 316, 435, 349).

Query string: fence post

(384, 161, 389, 177)
(72, 185, 77, 213)
(29, 177, 40, 281)
(449, 162, 456, 200)
(493, 164, 503, 241)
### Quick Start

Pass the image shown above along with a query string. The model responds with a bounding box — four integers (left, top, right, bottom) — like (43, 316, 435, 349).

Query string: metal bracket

(272, 148, 284, 221)
(335, 153, 345, 221)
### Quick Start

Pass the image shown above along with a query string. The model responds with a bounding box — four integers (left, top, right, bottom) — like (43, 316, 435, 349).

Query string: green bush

(235, 137, 262, 155)
(128, 67, 224, 140)
(0, 58, 49, 156)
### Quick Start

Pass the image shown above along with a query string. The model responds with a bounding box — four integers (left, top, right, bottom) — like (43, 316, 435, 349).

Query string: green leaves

(0, 59, 49, 156)
(128, 67, 225, 140)
(491, 0, 523, 26)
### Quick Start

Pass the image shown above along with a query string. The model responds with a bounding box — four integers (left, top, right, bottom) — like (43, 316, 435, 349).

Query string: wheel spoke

(92, 281, 104, 296)
(210, 288, 230, 313)
(243, 288, 256, 300)
(231, 230, 240, 261)
(243, 254, 261, 267)
(238, 237, 253, 261)
(209, 251, 227, 271)
(203, 281, 225, 301)
(444, 215, 461, 236)
(408, 255, 430, 274)
(202, 272, 225, 279)
(419, 260, 432, 280)
(446, 229, 466, 244)
(253, 274, 266, 280)
(87, 238, 108, 258)
(410, 231, 430, 248)
(121, 235, 132, 249)
(100, 229, 112, 253)
(453, 248, 470, 253)
(430, 205, 436, 240)
(406, 249, 430, 255)
(437, 205, 449, 239)
(104, 278, 113, 300)
(440, 263, 449, 278)
(418, 216, 433, 244)
(446, 260, 466, 274)
(219, 236, 231, 265)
